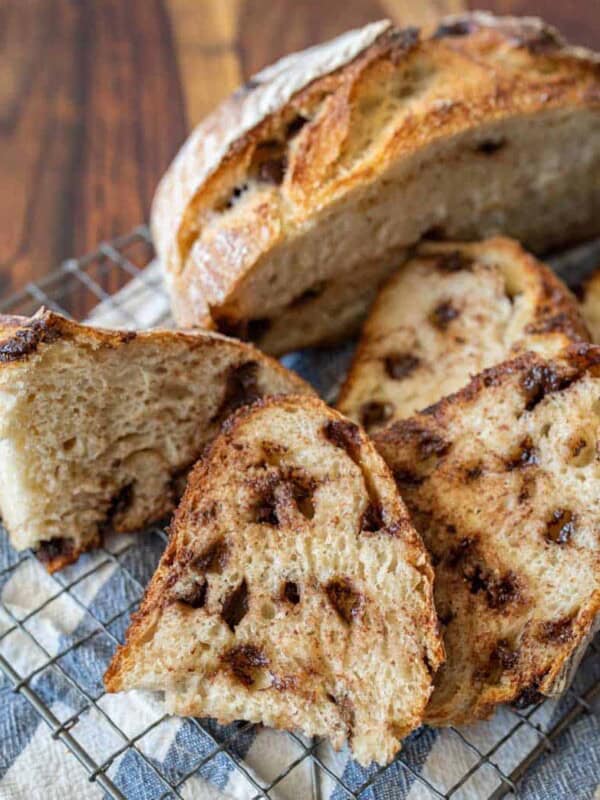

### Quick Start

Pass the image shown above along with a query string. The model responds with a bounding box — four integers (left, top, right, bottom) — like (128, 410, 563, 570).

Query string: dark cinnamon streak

(323, 420, 362, 462)
(521, 364, 574, 412)
(221, 579, 249, 631)
(326, 578, 364, 624)
(0, 317, 62, 362)
(385, 352, 420, 380)
(222, 644, 268, 686)
(538, 616, 574, 643)
(36, 537, 75, 564)
(360, 401, 394, 430)
(212, 361, 262, 424)
(193, 539, 229, 573)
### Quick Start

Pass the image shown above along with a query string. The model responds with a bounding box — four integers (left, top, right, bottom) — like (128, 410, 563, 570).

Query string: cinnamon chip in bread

(373, 346, 600, 725)
(0, 310, 312, 570)
(338, 238, 589, 431)
(105, 396, 443, 765)
(152, 13, 600, 354)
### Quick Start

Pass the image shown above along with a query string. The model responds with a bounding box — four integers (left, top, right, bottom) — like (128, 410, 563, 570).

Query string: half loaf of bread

(152, 13, 600, 354)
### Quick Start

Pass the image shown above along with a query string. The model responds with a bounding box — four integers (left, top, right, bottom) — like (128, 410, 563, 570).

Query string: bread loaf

(152, 13, 600, 354)
(374, 346, 600, 724)
(0, 310, 312, 570)
(105, 396, 443, 765)
(338, 238, 588, 431)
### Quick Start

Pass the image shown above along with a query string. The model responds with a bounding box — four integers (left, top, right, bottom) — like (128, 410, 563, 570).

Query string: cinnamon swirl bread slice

(338, 238, 587, 431)
(374, 346, 600, 725)
(105, 396, 443, 765)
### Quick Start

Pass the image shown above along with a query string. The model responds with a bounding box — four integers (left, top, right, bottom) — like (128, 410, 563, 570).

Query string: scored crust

(105, 396, 444, 765)
(0, 309, 312, 571)
(373, 344, 600, 725)
(337, 237, 589, 432)
(152, 12, 600, 354)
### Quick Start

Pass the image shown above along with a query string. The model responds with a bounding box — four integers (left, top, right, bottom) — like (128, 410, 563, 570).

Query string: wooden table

(1, 0, 598, 306)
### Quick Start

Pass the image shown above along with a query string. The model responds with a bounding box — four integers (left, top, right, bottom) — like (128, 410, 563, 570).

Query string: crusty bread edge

(0, 308, 305, 384)
(149, 19, 393, 289)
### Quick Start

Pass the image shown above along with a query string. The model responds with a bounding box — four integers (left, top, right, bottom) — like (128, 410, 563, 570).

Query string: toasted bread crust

(152, 13, 600, 352)
(105, 396, 443, 765)
(0, 310, 313, 570)
(0, 309, 305, 373)
(337, 238, 589, 429)
(374, 345, 600, 724)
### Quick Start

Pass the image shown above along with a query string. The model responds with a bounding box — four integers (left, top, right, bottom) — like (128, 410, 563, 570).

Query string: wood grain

(0, 0, 186, 303)
(0, 0, 597, 315)
(166, 0, 242, 125)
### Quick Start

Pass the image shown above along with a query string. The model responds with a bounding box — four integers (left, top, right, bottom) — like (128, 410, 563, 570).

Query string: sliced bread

(0, 310, 312, 570)
(373, 345, 600, 725)
(337, 238, 588, 431)
(105, 396, 443, 765)
(153, 13, 600, 354)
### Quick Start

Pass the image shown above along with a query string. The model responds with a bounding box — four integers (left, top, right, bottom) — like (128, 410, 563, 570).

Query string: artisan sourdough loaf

(0, 310, 312, 571)
(152, 12, 600, 354)
(105, 396, 444, 765)
(580, 268, 600, 343)
(338, 238, 589, 431)
(373, 346, 600, 725)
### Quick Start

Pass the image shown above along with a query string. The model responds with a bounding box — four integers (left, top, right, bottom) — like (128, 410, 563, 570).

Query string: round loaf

(152, 13, 600, 354)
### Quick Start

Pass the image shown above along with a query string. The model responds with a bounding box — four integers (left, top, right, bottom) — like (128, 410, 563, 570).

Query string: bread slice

(0, 310, 312, 571)
(373, 345, 600, 725)
(152, 12, 600, 355)
(337, 238, 589, 432)
(579, 267, 600, 343)
(105, 396, 443, 765)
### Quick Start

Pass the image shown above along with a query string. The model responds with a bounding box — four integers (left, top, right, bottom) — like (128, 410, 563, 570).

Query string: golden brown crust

(0, 309, 307, 385)
(150, 19, 393, 286)
(152, 12, 600, 348)
(374, 344, 600, 724)
(413, 342, 600, 421)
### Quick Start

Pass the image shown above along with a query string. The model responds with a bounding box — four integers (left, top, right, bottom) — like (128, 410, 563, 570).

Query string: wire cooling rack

(0, 227, 599, 800)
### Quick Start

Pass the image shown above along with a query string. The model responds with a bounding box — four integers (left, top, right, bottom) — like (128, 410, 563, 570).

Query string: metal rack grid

(0, 227, 598, 800)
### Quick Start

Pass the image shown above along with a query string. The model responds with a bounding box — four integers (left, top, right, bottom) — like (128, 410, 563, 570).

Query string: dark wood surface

(1, 0, 598, 306)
